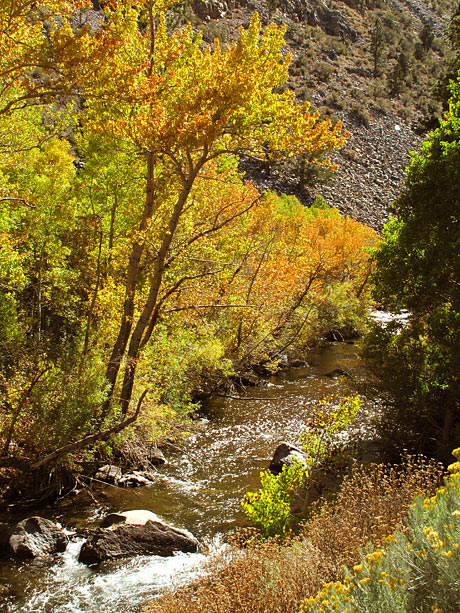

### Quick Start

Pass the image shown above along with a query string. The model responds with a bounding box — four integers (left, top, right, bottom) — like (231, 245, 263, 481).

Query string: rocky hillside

(190, 0, 457, 229)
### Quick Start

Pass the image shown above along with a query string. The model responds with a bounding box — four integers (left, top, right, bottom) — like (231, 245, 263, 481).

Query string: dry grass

(145, 456, 443, 613)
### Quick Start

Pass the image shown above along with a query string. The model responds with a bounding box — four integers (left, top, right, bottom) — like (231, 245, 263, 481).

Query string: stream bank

(0, 341, 372, 612)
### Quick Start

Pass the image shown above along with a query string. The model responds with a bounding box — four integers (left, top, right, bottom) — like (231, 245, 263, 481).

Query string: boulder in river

(9, 516, 69, 559)
(100, 510, 163, 527)
(146, 446, 166, 465)
(323, 368, 349, 379)
(269, 442, 308, 475)
(290, 359, 308, 368)
(78, 510, 199, 565)
(95, 464, 122, 485)
(118, 470, 156, 488)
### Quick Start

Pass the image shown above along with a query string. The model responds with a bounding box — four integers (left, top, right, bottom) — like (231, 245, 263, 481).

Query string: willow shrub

(242, 463, 306, 538)
(301, 448, 460, 613)
(241, 395, 361, 537)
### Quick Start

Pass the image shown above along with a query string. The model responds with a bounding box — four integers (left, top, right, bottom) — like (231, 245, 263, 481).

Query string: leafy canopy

(365, 77, 460, 460)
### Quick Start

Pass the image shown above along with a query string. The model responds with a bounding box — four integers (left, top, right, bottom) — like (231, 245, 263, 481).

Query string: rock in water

(269, 442, 308, 475)
(100, 509, 163, 528)
(95, 464, 122, 485)
(146, 446, 166, 465)
(79, 511, 198, 565)
(9, 517, 68, 559)
(118, 470, 155, 488)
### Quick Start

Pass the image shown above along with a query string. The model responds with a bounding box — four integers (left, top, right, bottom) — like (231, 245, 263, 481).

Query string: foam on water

(10, 537, 223, 613)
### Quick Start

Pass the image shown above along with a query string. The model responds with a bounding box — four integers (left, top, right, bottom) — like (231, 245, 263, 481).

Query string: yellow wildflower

(366, 550, 385, 563)
(353, 564, 363, 573)
(384, 534, 395, 543)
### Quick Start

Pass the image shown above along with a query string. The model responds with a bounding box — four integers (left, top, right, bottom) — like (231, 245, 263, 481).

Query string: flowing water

(0, 341, 369, 613)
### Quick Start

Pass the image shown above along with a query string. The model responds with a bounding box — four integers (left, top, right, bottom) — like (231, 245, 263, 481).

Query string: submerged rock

(79, 510, 198, 565)
(269, 442, 308, 475)
(9, 517, 68, 559)
(323, 368, 350, 379)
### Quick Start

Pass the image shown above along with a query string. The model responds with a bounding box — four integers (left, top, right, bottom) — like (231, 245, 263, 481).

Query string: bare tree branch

(28, 389, 149, 471)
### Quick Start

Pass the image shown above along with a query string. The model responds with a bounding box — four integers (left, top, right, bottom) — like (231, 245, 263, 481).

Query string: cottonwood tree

(0, 0, 349, 468)
(81, 4, 348, 419)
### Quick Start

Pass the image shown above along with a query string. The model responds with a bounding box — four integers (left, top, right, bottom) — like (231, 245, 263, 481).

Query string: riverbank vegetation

(242, 394, 362, 537)
(363, 76, 460, 463)
(0, 0, 377, 494)
(301, 450, 460, 613)
(146, 454, 444, 613)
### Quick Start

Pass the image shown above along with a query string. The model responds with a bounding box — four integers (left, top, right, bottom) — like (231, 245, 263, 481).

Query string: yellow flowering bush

(300, 448, 460, 612)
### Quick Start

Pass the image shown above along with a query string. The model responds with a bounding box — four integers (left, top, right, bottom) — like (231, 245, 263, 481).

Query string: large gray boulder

(100, 510, 162, 528)
(78, 510, 198, 565)
(9, 517, 68, 559)
(269, 442, 308, 475)
(146, 446, 166, 466)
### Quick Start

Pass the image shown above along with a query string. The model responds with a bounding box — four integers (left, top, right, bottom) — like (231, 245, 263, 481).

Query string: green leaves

(242, 463, 306, 538)
(301, 395, 361, 468)
(366, 77, 460, 460)
(242, 395, 361, 537)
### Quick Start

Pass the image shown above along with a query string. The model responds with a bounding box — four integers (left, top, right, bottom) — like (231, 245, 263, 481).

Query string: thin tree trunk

(102, 152, 155, 417)
(119, 174, 198, 414)
(79, 227, 103, 379)
(107, 192, 117, 270)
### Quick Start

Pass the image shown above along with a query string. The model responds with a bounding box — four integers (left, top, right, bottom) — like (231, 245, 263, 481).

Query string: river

(0, 341, 368, 612)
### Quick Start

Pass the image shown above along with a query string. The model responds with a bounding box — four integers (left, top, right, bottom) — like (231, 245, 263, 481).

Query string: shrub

(350, 103, 371, 127)
(241, 463, 306, 538)
(301, 449, 460, 613)
(314, 61, 335, 83)
(241, 395, 361, 537)
(312, 194, 329, 209)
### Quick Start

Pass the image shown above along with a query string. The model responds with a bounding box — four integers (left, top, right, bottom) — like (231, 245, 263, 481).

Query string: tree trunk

(102, 153, 155, 417)
(119, 174, 198, 414)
